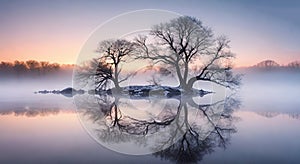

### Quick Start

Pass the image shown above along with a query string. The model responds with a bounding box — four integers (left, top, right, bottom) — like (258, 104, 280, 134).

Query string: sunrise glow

(1, 1, 299, 67)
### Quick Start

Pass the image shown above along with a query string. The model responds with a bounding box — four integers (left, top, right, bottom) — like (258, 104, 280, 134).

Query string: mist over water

(0, 67, 298, 116)
(237, 69, 300, 113)
(1, 67, 299, 116)
(0, 71, 72, 98)
(0, 70, 74, 117)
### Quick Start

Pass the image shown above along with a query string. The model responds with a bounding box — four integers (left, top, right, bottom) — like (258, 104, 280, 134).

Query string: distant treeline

(253, 60, 300, 69)
(0, 60, 74, 78)
(235, 60, 300, 74)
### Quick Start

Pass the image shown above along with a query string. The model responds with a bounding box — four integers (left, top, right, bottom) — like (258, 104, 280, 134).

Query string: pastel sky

(0, 0, 300, 67)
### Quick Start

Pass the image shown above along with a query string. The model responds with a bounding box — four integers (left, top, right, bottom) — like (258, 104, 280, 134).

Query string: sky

(0, 0, 300, 67)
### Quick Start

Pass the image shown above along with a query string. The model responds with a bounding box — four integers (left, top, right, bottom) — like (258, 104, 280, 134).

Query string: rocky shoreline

(36, 85, 212, 98)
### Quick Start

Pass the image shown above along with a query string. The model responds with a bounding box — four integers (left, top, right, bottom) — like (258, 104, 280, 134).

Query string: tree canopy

(135, 16, 241, 91)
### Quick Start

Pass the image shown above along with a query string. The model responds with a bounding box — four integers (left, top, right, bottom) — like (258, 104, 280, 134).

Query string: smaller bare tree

(96, 39, 136, 91)
(75, 39, 136, 91)
(74, 58, 113, 90)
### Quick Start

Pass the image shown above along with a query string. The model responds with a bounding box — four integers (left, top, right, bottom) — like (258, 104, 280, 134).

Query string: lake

(0, 70, 300, 163)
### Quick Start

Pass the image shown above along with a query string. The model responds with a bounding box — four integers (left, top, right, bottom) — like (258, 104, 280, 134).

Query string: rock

(59, 87, 85, 97)
(60, 87, 76, 94)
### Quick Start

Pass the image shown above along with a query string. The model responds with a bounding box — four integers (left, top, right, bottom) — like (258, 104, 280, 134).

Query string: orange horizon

(0, 58, 299, 68)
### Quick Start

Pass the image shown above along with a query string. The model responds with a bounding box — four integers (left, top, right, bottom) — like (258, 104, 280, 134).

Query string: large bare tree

(135, 16, 241, 92)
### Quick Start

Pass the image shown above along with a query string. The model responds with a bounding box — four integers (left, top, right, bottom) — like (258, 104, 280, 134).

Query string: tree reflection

(75, 94, 240, 162)
(153, 97, 239, 163)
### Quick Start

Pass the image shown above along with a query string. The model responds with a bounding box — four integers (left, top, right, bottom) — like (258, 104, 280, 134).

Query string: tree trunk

(114, 64, 121, 91)
(175, 64, 184, 88)
(185, 76, 198, 92)
(183, 62, 189, 86)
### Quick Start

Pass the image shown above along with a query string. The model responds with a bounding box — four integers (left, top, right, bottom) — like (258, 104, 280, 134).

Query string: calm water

(1, 71, 300, 163)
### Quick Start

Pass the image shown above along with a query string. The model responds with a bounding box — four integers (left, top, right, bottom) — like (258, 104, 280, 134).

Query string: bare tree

(26, 60, 42, 76)
(13, 60, 27, 77)
(135, 16, 241, 92)
(147, 74, 162, 86)
(255, 60, 280, 68)
(26, 60, 40, 71)
(96, 39, 136, 91)
(74, 58, 113, 90)
(287, 61, 300, 68)
(75, 39, 136, 91)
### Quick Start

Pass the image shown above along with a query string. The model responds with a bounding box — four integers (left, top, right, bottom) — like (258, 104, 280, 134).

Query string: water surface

(1, 70, 300, 163)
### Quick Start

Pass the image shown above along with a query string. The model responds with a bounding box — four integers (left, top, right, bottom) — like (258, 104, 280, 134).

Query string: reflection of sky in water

(1, 108, 299, 163)
(203, 111, 300, 163)
(0, 112, 169, 164)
